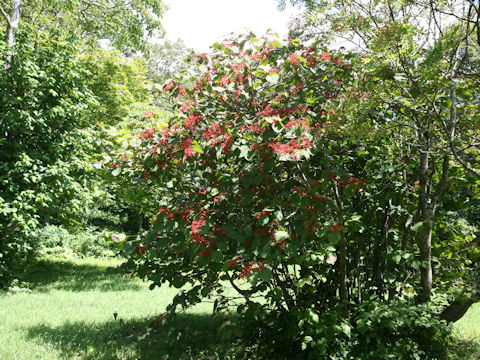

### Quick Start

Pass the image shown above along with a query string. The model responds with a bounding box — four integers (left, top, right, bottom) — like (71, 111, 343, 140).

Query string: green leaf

(129, 138, 142, 147)
(171, 277, 186, 288)
(258, 267, 272, 281)
(258, 242, 271, 258)
(273, 210, 283, 221)
(260, 216, 270, 225)
(192, 142, 203, 154)
(328, 231, 341, 244)
(284, 241, 298, 256)
(271, 39, 283, 48)
(201, 287, 211, 297)
(217, 237, 228, 252)
(211, 250, 223, 263)
(226, 228, 244, 241)
(274, 230, 289, 241)
(266, 73, 279, 84)
(411, 221, 425, 232)
(111, 167, 121, 176)
(157, 237, 169, 247)
(309, 310, 319, 323)
(144, 230, 155, 243)
(341, 323, 351, 337)
(272, 122, 284, 133)
(239, 145, 253, 160)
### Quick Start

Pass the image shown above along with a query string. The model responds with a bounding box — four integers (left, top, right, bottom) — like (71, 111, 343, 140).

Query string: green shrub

(32, 225, 115, 258)
(349, 299, 451, 360)
(106, 33, 476, 360)
(238, 299, 452, 359)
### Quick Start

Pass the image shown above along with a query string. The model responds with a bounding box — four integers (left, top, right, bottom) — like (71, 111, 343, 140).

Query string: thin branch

(0, 3, 11, 25)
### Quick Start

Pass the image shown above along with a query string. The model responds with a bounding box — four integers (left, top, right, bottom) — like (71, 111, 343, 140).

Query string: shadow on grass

(25, 313, 245, 360)
(448, 337, 480, 360)
(23, 258, 141, 292)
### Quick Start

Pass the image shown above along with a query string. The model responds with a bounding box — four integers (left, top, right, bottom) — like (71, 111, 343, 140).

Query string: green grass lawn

(0, 257, 239, 360)
(450, 302, 480, 360)
(0, 256, 479, 359)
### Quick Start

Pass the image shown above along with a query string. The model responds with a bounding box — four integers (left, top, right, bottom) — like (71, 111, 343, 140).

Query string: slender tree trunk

(1, 1, 23, 61)
(417, 130, 433, 303)
(418, 209, 433, 303)
(417, 79, 456, 303)
(398, 214, 413, 296)
(332, 179, 348, 304)
(337, 230, 348, 302)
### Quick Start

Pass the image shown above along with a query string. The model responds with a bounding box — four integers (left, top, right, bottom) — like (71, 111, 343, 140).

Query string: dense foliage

(1, 0, 166, 53)
(0, 26, 160, 286)
(0, 29, 99, 285)
(32, 225, 115, 258)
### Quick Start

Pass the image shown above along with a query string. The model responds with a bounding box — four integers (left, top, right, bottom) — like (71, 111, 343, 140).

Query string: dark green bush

(237, 298, 451, 360)
(32, 225, 115, 258)
(349, 299, 451, 360)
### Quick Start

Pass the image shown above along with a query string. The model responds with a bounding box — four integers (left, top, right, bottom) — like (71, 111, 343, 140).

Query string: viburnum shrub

(108, 35, 456, 358)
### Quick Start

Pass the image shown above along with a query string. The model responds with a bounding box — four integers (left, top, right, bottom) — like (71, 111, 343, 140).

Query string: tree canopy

(0, 0, 166, 52)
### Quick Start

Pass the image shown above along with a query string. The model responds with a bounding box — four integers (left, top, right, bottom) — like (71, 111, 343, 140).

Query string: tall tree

(278, 0, 480, 304)
(0, 0, 166, 53)
(0, 0, 22, 47)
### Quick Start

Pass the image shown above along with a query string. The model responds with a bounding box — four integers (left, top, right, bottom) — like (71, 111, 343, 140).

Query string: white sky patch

(161, 0, 300, 51)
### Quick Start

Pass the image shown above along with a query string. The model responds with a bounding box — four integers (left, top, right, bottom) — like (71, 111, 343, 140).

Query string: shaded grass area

(21, 257, 142, 292)
(24, 313, 242, 360)
(0, 257, 239, 360)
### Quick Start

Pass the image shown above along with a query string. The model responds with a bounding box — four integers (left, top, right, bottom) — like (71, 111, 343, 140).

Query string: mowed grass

(0, 257, 239, 360)
(450, 302, 480, 360)
(0, 256, 479, 359)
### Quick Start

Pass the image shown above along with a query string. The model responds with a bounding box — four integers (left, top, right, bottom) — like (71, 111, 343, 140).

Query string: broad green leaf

(274, 230, 289, 241)
(171, 277, 187, 288)
(411, 221, 425, 232)
(111, 167, 121, 176)
(211, 250, 223, 263)
(328, 231, 340, 244)
(258, 268, 273, 281)
(129, 138, 142, 147)
(192, 142, 203, 154)
(266, 73, 279, 84)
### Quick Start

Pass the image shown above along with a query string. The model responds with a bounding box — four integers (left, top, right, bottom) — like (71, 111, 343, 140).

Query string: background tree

(279, 0, 480, 305)
(82, 48, 154, 125)
(0, 29, 97, 285)
(0, 0, 167, 287)
(0, 0, 22, 49)
(145, 39, 190, 85)
(0, 0, 166, 54)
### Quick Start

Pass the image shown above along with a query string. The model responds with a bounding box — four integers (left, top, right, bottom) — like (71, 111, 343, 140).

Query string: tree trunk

(337, 229, 348, 303)
(440, 277, 479, 322)
(417, 130, 433, 303)
(1, 0, 23, 62)
(332, 179, 348, 304)
(418, 212, 433, 303)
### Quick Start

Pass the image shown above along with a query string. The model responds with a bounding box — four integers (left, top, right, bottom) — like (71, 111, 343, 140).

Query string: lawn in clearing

(0, 256, 478, 359)
(0, 257, 238, 360)
(450, 301, 480, 360)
